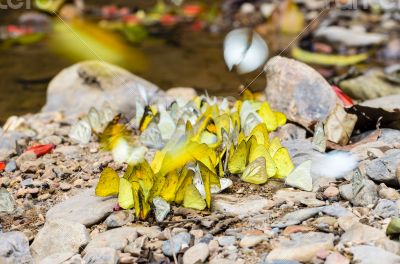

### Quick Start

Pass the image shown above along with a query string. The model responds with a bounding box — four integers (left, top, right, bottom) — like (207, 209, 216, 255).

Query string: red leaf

(183, 4, 203, 17)
(160, 14, 178, 26)
(332, 85, 353, 107)
(0, 162, 5, 171)
(26, 144, 55, 157)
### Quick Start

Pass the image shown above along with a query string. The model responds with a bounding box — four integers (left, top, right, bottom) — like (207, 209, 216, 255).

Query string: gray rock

(162, 232, 191, 257)
(377, 129, 400, 146)
(105, 210, 133, 228)
(83, 247, 118, 264)
(46, 188, 116, 227)
(340, 223, 386, 245)
(365, 150, 400, 187)
(269, 124, 307, 142)
(0, 231, 33, 264)
(273, 189, 317, 205)
(272, 207, 323, 228)
(322, 204, 353, 217)
(62, 254, 83, 264)
(315, 26, 387, 47)
(42, 60, 164, 118)
(217, 236, 236, 247)
(84, 227, 137, 252)
(361, 94, 400, 112)
(264, 56, 337, 129)
(374, 199, 399, 218)
(31, 219, 90, 262)
(339, 179, 378, 206)
(261, 259, 300, 264)
(40, 252, 75, 264)
(282, 139, 323, 167)
(0, 188, 15, 214)
(340, 70, 400, 100)
(182, 243, 209, 264)
(212, 194, 273, 218)
(0, 131, 27, 160)
(5, 160, 16, 172)
(350, 245, 400, 264)
(267, 232, 334, 262)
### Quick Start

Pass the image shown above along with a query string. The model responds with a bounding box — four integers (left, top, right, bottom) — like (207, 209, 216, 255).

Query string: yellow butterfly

(273, 147, 295, 179)
(95, 167, 119, 197)
(183, 184, 206, 211)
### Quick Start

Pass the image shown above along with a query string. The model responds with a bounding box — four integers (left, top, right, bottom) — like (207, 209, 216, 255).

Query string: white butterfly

(224, 28, 269, 74)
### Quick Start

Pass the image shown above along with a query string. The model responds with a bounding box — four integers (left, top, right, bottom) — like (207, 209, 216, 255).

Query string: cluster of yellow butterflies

(93, 92, 294, 220)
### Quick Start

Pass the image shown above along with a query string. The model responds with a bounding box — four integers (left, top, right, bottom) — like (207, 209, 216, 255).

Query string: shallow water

(0, 0, 271, 124)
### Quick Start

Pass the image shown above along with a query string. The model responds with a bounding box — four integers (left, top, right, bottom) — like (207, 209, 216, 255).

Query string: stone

(59, 182, 72, 191)
(5, 160, 16, 172)
(282, 225, 314, 236)
(267, 232, 334, 262)
(46, 188, 116, 227)
(30, 219, 90, 261)
(269, 124, 307, 142)
(42, 60, 164, 118)
(212, 194, 273, 218)
(350, 245, 400, 264)
(340, 70, 400, 100)
(339, 179, 378, 206)
(325, 104, 357, 145)
(273, 189, 317, 205)
(16, 152, 37, 169)
(239, 235, 265, 248)
(324, 252, 349, 264)
(322, 204, 353, 217)
(264, 56, 337, 129)
(162, 232, 191, 257)
(84, 227, 137, 252)
(0, 231, 33, 264)
(378, 184, 400, 200)
(217, 236, 236, 247)
(83, 247, 118, 264)
(105, 210, 133, 228)
(282, 139, 323, 167)
(340, 223, 386, 245)
(40, 252, 76, 264)
(272, 207, 323, 228)
(183, 243, 209, 264)
(323, 186, 339, 198)
(374, 199, 399, 218)
(365, 150, 400, 187)
(0, 188, 15, 214)
(166, 87, 198, 102)
(124, 235, 147, 256)
(315, 26, 387, 47)
(361, 94, 400, 112)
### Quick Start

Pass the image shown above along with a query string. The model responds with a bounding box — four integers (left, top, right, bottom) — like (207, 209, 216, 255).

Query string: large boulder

(0, 232, 33, 264)
(264, 56, 337, 129)
(42, 61, 165, 117)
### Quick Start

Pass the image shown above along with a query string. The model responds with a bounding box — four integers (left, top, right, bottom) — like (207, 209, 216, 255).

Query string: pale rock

(40, 252, 75, 264)
(365, 150, 400, 187)
(324, 252, 349, 264)
(272, 207, 323, 228)
(166, 87, 197, 102)
(239, 235, 266, 248)
(0, 188, 15, 214)
(183, 243, 209, 264)
(264, 56, 337, 129)
(42, 61, 164, 118)
(105, 210, 133, 228)
(212, 194, 273, 218)
(340, 223, 386, 244)
(267, 232, 334, 262)
(378, 184, 400, 200)
(84, 227, 137, 252)
(373, 199, 399, 218)
(46, 188, 116, 227)
(323, 186, 339, 198)
(339, 179, 378, 206)
(83, 247, 118, 264)
(273, 189, 316, 205)
(30, 219, 90, 261)
(350, 245, 400, 264)
(0, 231, 33, 264)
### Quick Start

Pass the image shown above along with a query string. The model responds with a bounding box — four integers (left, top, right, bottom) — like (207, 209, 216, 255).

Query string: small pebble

(59, 182, 72, 191)
(324, 186, 339, 198)
(239, 235, 265, 248)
